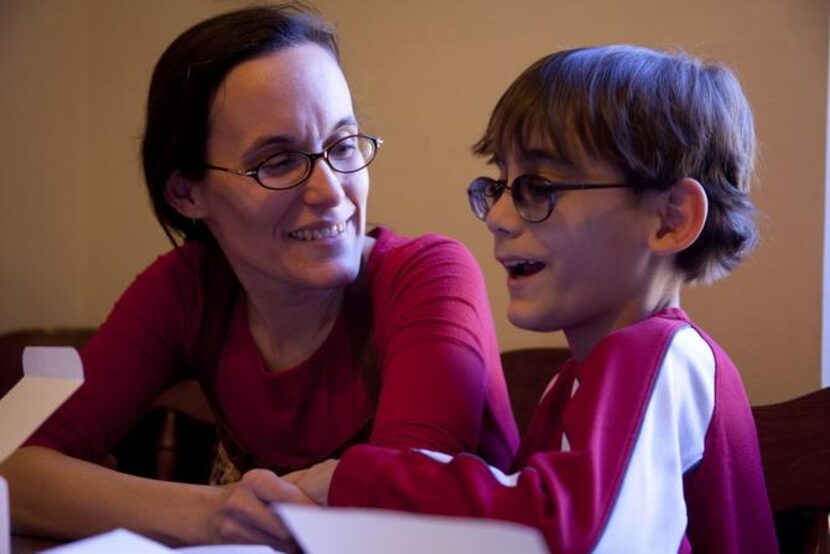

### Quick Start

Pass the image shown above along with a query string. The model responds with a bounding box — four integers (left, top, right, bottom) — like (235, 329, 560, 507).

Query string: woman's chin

(300, 262, 362, 290)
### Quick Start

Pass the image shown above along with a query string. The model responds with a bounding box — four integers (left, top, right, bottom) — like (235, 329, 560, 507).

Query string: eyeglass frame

(203, 133, 383, 191)
(467, 174, 635, 223)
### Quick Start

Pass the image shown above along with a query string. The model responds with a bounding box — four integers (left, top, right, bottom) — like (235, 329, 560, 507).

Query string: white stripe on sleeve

(592, 326, 716, 553)
(414, 449, 521, 487)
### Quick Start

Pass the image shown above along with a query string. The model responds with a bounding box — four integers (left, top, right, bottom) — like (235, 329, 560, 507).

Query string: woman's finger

(225, 469, 314, 540)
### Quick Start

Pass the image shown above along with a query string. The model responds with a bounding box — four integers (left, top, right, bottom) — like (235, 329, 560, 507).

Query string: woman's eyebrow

(242, 135, 294, 162)
(323, 116, 361, 141)
(241, 116, 360, 162)
(331, 116, 359, 131)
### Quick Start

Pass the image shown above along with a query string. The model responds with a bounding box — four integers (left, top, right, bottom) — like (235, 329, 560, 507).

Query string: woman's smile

(287, 220, 349, 242)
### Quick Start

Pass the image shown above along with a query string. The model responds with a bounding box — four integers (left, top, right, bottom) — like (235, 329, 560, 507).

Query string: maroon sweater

(26, 227, 518, 473)
(331, 309, 776, 553)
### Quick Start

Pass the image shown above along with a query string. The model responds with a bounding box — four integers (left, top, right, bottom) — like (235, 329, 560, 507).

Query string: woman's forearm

(0, 446, 222, 546)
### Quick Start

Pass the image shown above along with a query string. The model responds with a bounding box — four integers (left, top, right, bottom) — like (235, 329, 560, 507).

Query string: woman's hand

(208, 468, 314, 550)
(282, 459, 339, 506)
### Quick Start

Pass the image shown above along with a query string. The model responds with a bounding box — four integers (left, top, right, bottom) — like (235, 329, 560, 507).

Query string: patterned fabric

(208, 442, 242, 486)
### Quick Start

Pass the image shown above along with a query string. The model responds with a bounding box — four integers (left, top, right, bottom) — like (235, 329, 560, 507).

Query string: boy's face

(486, 142, 664, 353)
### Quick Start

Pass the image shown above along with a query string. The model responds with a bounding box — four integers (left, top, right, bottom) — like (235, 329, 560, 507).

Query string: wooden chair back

(499, 347, 570, 434)
(752, 387, 830, 554)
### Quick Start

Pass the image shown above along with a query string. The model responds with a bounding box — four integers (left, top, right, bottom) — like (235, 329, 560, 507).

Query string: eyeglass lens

(258, 135, 376, 189)
(468, 175, 554, 223)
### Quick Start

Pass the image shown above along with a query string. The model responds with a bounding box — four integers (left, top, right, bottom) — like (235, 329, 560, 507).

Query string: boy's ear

(648, 178, 708, 256)
(164, 171, 205, 219)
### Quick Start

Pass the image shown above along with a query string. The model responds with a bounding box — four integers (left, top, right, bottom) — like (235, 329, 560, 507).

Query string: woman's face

(192, 43, 367, 295)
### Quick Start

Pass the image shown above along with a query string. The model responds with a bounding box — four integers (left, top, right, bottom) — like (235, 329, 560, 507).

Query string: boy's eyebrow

(521, 149, 577, 169)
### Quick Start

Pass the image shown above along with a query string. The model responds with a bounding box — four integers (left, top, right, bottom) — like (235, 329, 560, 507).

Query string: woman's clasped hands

(208, 468, 315, 551)
(207, 460, 338, 550)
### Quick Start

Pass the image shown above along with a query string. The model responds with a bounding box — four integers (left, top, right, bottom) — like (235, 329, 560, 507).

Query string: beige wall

(1, 0, 827, 404)
(0, 2, 89, 330)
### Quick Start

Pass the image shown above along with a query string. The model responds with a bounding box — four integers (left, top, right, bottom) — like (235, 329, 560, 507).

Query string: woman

(0, 4, 517, 548)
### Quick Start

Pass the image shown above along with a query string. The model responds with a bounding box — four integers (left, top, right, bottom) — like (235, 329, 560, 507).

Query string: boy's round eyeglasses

(467, 174, 634, 223)
(203, 134, 382, 191)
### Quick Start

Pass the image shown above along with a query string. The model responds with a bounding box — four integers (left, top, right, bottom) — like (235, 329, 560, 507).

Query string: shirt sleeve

(364, 232, 518, 472)
(22, 247, 200, 462)
(330, 325, 739, 553)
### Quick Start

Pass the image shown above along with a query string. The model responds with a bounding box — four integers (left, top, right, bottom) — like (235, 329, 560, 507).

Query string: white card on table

(0, 346, 84, 463)
(274, 504, 547, 554)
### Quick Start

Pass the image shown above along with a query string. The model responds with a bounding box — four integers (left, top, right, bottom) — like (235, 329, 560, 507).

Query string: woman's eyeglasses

(204, 134, 382, 191)
(467, 174, 634, 223)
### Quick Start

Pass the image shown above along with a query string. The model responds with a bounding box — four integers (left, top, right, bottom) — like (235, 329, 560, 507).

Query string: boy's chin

(506, 305, 563, 333)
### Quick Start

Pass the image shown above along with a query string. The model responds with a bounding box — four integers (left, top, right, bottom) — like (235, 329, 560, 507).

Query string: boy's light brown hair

(474, 44, 758, 284)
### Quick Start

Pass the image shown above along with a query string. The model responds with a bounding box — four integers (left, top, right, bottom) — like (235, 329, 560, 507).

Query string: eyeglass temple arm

(203, 164, 257, 177)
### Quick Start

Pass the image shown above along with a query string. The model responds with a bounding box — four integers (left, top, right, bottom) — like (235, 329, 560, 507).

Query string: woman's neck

(245, 285, 345, 371)
(232, 234, 377, 371)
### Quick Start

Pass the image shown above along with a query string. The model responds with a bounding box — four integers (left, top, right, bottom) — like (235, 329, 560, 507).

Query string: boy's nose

(486, 192, 523, 236)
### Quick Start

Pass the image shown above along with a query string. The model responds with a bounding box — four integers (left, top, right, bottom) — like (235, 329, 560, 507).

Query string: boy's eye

(484, 180, 504, 198)
(520, 176, 555, 201)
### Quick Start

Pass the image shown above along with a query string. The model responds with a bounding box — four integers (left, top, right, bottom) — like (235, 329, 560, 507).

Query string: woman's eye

(259, 153, 304, 177)
(329, 138, 358, 160)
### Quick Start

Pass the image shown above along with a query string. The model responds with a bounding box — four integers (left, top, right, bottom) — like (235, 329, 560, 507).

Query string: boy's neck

(564, 275, 682, 362)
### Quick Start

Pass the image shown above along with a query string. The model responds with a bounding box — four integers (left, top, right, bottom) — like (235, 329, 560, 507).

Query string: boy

(284, 45, 777, 553)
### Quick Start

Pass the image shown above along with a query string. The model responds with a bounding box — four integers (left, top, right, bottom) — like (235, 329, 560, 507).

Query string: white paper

(178, 546, 280, 553)
(0, 347, 84, 463)
(41, 529, 283, 553)
(42, 529, 171, 553)
(274, 504, 548, 554)
(0, 477, 8, 554)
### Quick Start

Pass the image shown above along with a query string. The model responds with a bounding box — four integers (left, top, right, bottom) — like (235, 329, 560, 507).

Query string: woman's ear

(648, 178, 708, 255)
(164, 171, 204, 219)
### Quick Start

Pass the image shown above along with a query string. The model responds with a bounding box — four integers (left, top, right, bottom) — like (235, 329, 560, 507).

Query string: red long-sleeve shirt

(25, 227, 518, 473)
(330, 309, 777, 553)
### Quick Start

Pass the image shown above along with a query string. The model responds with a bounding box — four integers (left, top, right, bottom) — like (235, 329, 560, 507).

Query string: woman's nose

(302, 159, 346, 206)
(485, 191, 523, 237)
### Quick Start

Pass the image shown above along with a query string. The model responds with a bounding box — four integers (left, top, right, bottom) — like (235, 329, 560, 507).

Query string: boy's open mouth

(505, 260, 546, 278)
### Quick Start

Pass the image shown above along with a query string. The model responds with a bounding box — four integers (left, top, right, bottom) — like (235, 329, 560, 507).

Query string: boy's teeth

(289, 221, 347, 241)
